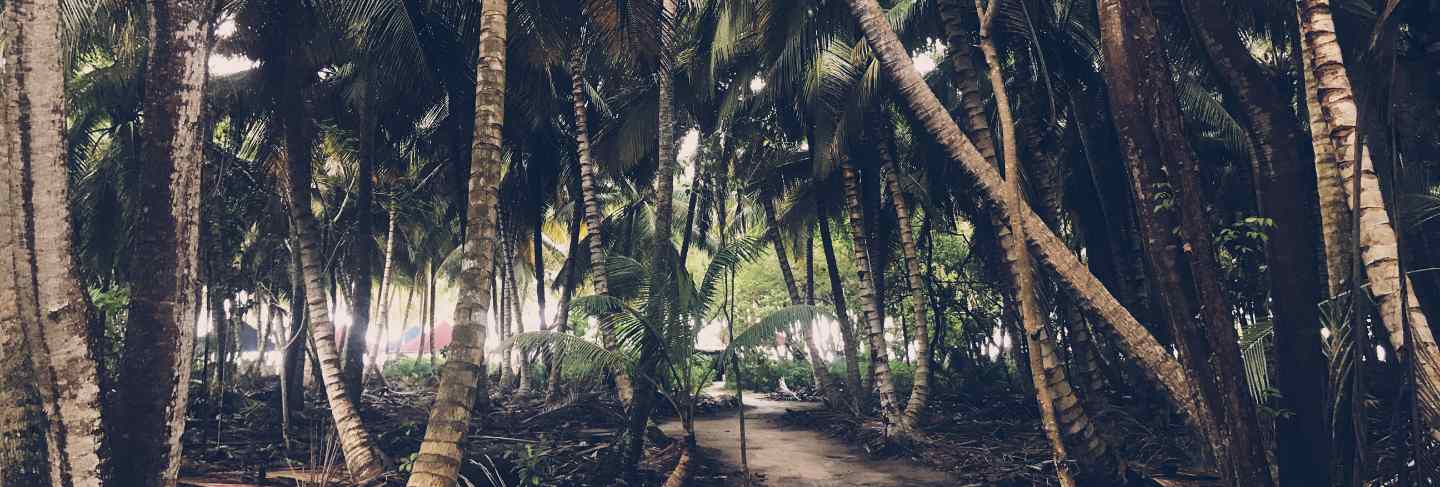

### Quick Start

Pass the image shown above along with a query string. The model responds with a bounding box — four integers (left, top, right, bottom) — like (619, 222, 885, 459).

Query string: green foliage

(727, 354, 820, 393)
(383, 356, 443, 381)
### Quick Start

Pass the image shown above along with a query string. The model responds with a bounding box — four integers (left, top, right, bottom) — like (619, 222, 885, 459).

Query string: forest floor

(173, 375, 731, 486)
(170, 375, 1209, 486)
(659, 385, 954, 486)
(769, 382, 1215, 486)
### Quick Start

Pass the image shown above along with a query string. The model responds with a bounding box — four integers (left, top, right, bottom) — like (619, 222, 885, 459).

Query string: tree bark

(371, 207, 399, 381)
(840, 163, 904, 432)
(1183, 1, 1333, 483)
(975, 4, 1122, 482)
(1098, 1, 1272, 483)
(547, 189, 586, 401)
(502, 212, 529, 393)
(1299, 25, 1352, 298)
(281, 236, 308, 433)
(0, 62, 51, 483)
(276, 12, 386, 475)
(880, 161, 932, 431)
(4, 1, 112, 483)
(842, 0, 1216, 452)
(1299, 0, 1440, 441)
(107, 0, 210, 483)
(404, 0, 505, 483)
(762, 197, 836, 401)
(342, 90, 376, 406)
(818, 205, 866, 413)
(570, 48, 636, 404)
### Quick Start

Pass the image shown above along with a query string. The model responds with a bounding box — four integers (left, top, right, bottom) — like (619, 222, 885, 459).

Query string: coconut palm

(840, 0, 1217, 452)
(1298, 0, 1440, 443)
(403, 0, 507, 484)
(5, 1, 116, 486)
(108, 0, 212, 482)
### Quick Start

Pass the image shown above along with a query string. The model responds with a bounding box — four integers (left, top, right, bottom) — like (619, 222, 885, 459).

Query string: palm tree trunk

(495, 255, 512, 388)
(282, 131, 386, 483)
(762, 198, 836, 401)
(402, 270, 417, 360)
(105, 0, 210, 482)
(423, 262, 434, 368)
(404, 1, 506, 483)
(840, 163, 904, 431)
(282, 236, 308, 433)
(1098, 2, 1272, 483)
(819, 199, 866, 413)
(252, 302, 274, 376)
(0, 84, 51, 483)
(1299, 30, 1352, 298)
(502, 217, 528, 393)
(1183, 1, 1333, 482)
(369, 206, 398, 383)
(1300, 0, 1440, 441)
(975, 5, 1121, 482)
(276, 20, 385, 476)
(880, 160, 932, 430)
(548, 194, 585, 400)
(626, 0, 680, 467)
(5, 1, 112, 482)
(842, 0, 1216, 449)
(1102, 1, 1274, 482)
(342, 93, 376, 404)
(936, 0, 997, 165)
(570, 47, 635, 404)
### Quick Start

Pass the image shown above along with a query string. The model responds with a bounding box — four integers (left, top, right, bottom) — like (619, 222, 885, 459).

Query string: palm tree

(0, 40, 51, 483)
(878, 148, 935, 432)
(515, 237, 813, 484)
(404, 0, 507, 484)
(839, 162, 905, 431)
(270, 1, 387, 478)
(1098, 1, 1272, 484)
(1181, 0, 1331, 481)
(109, 1, 212, 484)
(1299, 0, 1440, 441)
(970, 2, 1119, 483)
(569, 45, 638, 404)
(760, 195, 836, 401)
(840, 0, 1217, 452)
(4, 1, 112, 484)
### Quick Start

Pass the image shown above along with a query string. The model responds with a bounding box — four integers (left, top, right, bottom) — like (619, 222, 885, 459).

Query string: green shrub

(384, 356, 443, 381)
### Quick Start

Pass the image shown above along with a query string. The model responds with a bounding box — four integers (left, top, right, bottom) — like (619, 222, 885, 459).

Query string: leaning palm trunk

(1300, 0, 1440, 440)
(936, 0, 998, 165)
(105, 0, 210, 483)
(818, 205, 866, 413)
(842, 0, 1215, 444)
(4, 2, 111, 484)
(404, 1, 506, 485)
(839, 163, 904, 431)
(547, 197, 585, 400)
(370, 206, 398, 381)
(282, 115, 387, 484)
(881, 159, 932, 431)
(761, 198, 835, 401)
(975, 3, 1121, 482)
(570, 48, 635, 404)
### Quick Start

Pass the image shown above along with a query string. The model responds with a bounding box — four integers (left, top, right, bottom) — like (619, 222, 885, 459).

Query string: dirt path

(660, 385, 953, 487)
